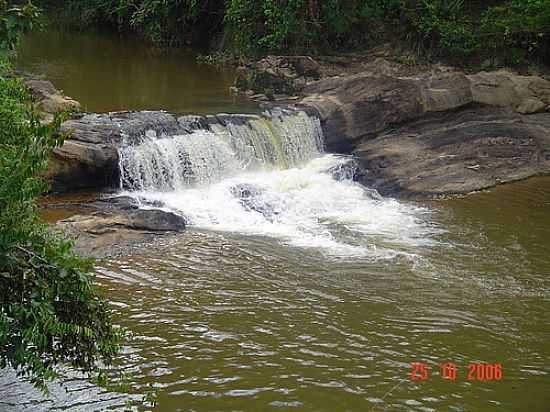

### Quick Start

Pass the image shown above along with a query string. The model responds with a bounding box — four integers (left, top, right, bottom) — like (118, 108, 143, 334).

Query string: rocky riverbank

(296, 65, 550, 198)
(233, 54, 550, 198)
(44, 60, 550, 200)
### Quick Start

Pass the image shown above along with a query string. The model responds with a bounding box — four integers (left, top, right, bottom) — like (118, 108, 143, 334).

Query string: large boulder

(298, 67, 550, 197)
(468, 70, 550, 114)
(45, 140, 119, 192)
(301, 68, 550, 152)
(353, 106, 550, 198)
(46, 111, 185, 192)
(300, 71, 472, 151)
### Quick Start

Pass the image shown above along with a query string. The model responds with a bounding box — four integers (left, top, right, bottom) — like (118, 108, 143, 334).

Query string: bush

(407, 0, 479, 59)
(0, 62, 122, 392)
(41, 0, 226, 47)
(224, 0, 405, 54)
(0, 1, 122, 391)
(482, 0, 550, 65)
(0, 0, 40, 54)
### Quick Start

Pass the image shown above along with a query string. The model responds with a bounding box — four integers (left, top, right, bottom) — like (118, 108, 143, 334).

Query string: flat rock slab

(353, 106, 550, 198)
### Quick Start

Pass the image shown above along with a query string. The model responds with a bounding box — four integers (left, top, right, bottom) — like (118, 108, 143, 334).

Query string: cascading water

(119, 109, 324, 191)
(117, 108, 440, 257)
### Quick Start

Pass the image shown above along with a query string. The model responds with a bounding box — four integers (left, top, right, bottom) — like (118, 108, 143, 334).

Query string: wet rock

(353, 106, 550, 198)
(110, 111, 181, 142)
(230, 183, 263, 200)
(230, 183, 280, 221)
(177, 115, 210, 133)
(90, 196, 165, 211)
(61, 114, 123, 144)
(127, 209, 186, 232)
(57, 201, 186, 258)
(324, 156, 358, 181)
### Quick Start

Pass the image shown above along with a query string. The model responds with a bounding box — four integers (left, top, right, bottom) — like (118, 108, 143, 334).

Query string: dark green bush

(0, 63, 123, 392)
(0, 1, 122, 391)
(41, 0, 225, 47)
(482, 0, 550, 65)
(224, 0, 406, 54)
(0, 0, 40, 54)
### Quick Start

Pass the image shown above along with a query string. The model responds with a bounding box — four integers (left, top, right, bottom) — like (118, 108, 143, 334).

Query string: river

(3, 30, 549, 412)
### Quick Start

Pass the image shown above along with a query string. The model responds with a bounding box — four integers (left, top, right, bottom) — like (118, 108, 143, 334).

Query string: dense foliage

(0, 0, 121, 391)
(0, 0, 40, 53)
(38, 0, 550, 65)
(40, 0, 226, 47)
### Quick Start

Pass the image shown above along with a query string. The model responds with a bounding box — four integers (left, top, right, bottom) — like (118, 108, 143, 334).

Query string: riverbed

(4, 30, 550, 412)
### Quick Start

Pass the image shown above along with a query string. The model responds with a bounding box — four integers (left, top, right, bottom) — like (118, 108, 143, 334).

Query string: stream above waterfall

(16, 30, 258, 114)
(5, 29, 550, 412)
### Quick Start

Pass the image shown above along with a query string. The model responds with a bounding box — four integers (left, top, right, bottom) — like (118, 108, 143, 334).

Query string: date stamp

(409, 362, 503, 381)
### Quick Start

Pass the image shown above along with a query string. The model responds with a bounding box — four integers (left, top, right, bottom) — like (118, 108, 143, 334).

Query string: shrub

(482, 0, 550, 65)
(0, 1, 122, 391)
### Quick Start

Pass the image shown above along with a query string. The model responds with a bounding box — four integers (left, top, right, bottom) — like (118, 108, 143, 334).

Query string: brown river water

(1, 30, 549, 412)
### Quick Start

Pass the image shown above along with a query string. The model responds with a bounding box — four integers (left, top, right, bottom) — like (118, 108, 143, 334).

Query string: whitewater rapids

(117, 109, 441, 258)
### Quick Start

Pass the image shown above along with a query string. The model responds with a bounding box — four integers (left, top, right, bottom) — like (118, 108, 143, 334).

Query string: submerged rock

(230, 183, 281, 221)
(324, 156, 358, 181)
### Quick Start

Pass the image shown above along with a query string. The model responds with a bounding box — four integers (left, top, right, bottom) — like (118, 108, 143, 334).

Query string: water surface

(17, 30, 257, 114)
(9, 173, 549, 412)
(96, 176, 550, 412)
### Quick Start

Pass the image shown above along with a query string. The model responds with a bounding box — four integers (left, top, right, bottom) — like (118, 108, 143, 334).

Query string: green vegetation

(39, 0, 226, 47)
(0, 0, 40, 54)
(0, 0, 121, 392)
(37, 0, 550, 66)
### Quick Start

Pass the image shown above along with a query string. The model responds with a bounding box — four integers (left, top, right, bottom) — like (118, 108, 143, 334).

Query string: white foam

(121, 155, 441, 258)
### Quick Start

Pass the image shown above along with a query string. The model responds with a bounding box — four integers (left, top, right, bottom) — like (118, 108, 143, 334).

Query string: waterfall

(118, 108, 324, 191)
(116, 107, 438, 258)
